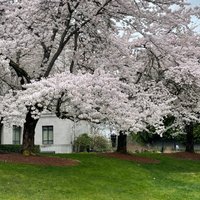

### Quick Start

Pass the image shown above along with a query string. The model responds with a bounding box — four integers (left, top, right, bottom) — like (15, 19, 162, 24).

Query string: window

(42, 126, 53, 144)
(13, 126, 21, 145)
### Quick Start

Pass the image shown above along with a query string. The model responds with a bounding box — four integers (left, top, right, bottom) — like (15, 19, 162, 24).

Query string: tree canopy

(0, 0, 200, 153)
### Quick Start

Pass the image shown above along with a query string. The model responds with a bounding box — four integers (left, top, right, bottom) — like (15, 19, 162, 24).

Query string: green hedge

(0, 145, 40, 154)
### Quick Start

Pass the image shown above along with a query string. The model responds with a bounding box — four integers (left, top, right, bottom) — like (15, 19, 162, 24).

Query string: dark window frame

(13, 125, 21, 145)
(42, 126, 53, 145)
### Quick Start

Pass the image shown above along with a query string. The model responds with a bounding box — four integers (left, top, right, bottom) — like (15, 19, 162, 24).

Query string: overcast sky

(187, 0, 200, 32)
(188, 0, 200, 6)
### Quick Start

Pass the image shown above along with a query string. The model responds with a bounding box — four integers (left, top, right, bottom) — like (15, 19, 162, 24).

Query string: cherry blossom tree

(163, 34, 200, 152)
(1, 71, 174, 131)
(1, 0, 200, 154)
(120, 6, 200, 152)
(98, 0, 200, 152)
(0, 0, 123, 153)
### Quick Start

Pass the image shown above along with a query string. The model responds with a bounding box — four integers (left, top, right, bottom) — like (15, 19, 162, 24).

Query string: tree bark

(117, 131, 127, 153)
(22, 109, 39, 156)
(185, 122, 194, 153)
(0, 121, 2, 144)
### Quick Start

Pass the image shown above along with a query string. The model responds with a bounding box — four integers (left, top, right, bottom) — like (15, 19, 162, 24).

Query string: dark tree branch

(70, 30, 79, 73)
(55, 92, 65, 118)
(9, 59, 31, 84)
(44, 0, 112, 77)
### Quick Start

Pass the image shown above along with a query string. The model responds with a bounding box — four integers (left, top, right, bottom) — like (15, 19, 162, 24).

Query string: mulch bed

(166, 152, 200, 161)
(1, 152, 198, 167)
(101, 152, 160, 164)
(0, 153, 79, 167)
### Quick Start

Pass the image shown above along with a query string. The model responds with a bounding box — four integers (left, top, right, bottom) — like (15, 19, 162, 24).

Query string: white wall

(1, 113, 93, 153)
(35, 114, 74, 146)
(1, 125, 15, 144)
(34, 114, 92, 153)
(40, 144, 73, 154)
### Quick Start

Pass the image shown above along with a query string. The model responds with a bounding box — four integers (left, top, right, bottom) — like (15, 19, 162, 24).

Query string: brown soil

(101, 152, 160, 164)
(2, 152, 197, 167)
(166, 152, 200, 161)
(0, 153, 79, 167)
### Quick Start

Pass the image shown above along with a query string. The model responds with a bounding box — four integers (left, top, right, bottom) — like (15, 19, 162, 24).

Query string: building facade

(0, 113, 92, 153)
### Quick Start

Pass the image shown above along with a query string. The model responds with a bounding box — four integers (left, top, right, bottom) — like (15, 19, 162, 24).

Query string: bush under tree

(74, 133, 111, 152)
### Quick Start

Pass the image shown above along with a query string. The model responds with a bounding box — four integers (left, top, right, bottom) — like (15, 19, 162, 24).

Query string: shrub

(91, 135, 111, 152)
(74, 133, 92, 152)
(74, 133, 111, 152)
(0, 145, 40, 154)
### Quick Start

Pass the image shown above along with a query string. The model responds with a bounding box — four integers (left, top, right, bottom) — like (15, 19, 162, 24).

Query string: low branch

(9, 59, 31, 84)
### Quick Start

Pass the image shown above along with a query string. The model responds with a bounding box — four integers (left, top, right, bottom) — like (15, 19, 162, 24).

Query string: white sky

(188, 0, 200, 6)
(187, 0, 200, 32)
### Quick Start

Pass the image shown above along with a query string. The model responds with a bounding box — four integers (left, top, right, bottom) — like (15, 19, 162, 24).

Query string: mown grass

(0, 153, 200, 200)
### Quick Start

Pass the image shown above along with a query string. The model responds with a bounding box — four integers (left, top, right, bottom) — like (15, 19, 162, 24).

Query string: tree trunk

(111, 134, 117, 148)
(22, 109, 39, 156)
(185, 122, 194, 153)
(117, 131, 127, 153)
(0, 121, 2, 144)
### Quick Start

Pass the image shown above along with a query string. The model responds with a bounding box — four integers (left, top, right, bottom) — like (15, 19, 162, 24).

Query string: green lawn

(0, 153, 200, 200)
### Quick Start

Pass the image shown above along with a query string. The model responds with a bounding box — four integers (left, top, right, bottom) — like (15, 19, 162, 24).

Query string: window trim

(42, 126, 53, 145)
(13, 125, 21, 145)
